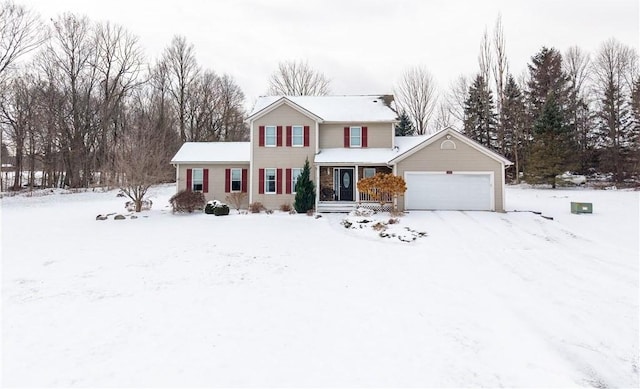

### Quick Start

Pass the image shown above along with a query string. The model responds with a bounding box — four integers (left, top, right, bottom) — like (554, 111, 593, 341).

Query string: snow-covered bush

(205, 200, 229, 216)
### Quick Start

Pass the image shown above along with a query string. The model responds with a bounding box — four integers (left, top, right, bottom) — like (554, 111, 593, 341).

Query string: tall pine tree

(526, 94, 574, 187)
(525, 47, 575, 184)
(463, 74, 497, 149)
(593, 39, 637, 183)
(501, 75, 526, 182)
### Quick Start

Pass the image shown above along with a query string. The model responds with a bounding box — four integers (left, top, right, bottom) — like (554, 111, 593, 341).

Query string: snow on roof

(315, 135, 432, 164)
(249, 95, 397, 122)
(170, 142, 250, 164)
(314, 148, 395, 164)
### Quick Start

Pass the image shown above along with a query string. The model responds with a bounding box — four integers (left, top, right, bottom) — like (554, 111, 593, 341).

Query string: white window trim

(291, 168, 302, 193)
(350, 126, 362, 148)
(292, 125, 304, 147)
(231, 168, 242, 192)
(265, 168, 277, 194)
(192, 168, 204, 192)
(363, 167, 376, 178)
(265, 125, 277, 147)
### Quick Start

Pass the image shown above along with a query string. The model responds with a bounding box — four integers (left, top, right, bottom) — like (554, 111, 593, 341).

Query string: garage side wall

(395, 134, 505, 212)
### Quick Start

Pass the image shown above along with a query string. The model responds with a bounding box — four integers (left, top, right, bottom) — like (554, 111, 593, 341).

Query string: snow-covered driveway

(2, 185, 638, 387)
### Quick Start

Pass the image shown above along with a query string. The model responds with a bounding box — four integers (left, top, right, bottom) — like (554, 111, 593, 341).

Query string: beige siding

(395, 133, 505, 211)
(252, 104, 317, 210)
(319, 123, 393, 149)
(177, 163, 250, 208)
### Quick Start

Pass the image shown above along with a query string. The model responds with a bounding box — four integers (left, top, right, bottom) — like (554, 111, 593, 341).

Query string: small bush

(169, 190, 205, 213)
(249, 202, 265, 213)
(225, 192, 247, 212)
(280, 203, 292, 212)
(306, 209, 315, 216)
(265, 209, 274, 215)
(213, 204, 230, 216)
(125, 199, 153, 212)
(205, 200, 230, 216)
(388, 218, 400, 225)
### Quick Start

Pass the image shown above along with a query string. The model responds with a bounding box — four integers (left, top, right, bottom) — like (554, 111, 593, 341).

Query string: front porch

(316, 165, 394, 213)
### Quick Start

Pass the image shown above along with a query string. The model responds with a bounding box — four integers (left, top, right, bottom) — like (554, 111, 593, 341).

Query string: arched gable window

(440, 138, 456, 150)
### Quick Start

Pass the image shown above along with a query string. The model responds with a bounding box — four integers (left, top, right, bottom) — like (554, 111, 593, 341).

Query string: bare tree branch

(0, 0, 47, 79)
(267, 60, 330, 96)
(394, 66, 438, 135)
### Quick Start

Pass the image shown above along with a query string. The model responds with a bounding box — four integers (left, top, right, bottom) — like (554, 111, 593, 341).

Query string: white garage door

(405, 173, 493, 211)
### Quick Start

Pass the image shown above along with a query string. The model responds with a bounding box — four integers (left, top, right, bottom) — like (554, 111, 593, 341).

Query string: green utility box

(571, 202, 593, 214)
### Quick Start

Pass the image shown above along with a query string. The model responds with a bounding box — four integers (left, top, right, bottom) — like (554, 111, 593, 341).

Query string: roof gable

(248, 95, 397, 123)
(390, 128, 512, 165)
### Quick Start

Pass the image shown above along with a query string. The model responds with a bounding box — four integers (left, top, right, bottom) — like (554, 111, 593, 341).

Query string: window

(292, 125, 303, 147)
(350, 126, 362, 147)
(292, 168, 302, 192)
(192, 168, 203, 191)
(363, 168, 376, 178)
(265, 126, 276, 147)
(231, 168, 242, 192)
(265, 168, 276, 193)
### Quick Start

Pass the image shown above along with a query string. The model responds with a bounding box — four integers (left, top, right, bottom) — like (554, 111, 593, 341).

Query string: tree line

(2, 3, 638, 193)
(393, 17, 639, 186)
(0, 2, 247, 192)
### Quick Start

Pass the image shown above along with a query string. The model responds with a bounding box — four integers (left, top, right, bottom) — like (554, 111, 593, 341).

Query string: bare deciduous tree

(0, 0, 47, 79)
(267, 60, 330, 96)
(116, 89, 173, 212)
(395, 66, 438, 135)
(443, 74, 469, 130)
(492, 14, 509, 154)
(162, 35, 200, 142)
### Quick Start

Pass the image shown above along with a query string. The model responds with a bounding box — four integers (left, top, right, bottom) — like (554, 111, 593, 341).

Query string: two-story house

(171, 95, 512, 212)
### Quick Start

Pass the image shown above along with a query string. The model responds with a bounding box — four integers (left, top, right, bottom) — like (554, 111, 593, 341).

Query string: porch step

(317, 202, 357, 213)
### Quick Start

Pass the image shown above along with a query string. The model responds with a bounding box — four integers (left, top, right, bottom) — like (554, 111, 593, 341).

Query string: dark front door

(338, 168, 354, 201)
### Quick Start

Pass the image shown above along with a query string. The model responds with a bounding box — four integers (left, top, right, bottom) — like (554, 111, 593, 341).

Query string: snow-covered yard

(1, 185, 638, 387)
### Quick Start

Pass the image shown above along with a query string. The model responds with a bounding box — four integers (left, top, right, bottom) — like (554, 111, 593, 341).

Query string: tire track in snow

(455, 211, 637, 388)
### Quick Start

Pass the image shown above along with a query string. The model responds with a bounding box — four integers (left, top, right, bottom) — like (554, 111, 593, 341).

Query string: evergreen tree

(463, 74, 497, 149)
(294, 158, 316, 213)
(395, 111, 415, 136)
(501, 75, 526, 182)
(525, 47, 576, 183)
(526, 94, 574, 187)
(629, 77, 640, 175)
(526, 47, 570, 120)
(592, 40, 638, 183)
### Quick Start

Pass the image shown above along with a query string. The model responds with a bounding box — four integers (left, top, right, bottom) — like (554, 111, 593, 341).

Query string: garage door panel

(405, 173, 492, 211)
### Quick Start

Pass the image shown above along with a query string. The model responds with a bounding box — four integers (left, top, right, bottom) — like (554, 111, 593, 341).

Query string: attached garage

(404, 172, 494, 211)
(393, 129, 512, 212)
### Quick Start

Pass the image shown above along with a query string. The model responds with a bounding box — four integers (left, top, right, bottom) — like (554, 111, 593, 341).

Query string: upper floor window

(350, 126, 362, 148)
(344, 126, 367, 148)
(292, 125, 304, 147)
(192, 168, 203, 191)
(265, 126, 276, 147)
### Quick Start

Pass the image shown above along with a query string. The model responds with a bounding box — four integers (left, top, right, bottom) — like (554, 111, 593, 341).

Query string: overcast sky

(15, 0, 640, 109)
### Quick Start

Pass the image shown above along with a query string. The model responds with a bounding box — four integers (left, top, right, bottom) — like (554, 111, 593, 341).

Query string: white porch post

(354, 165, 359, 203)
(315, 164, 320, 209)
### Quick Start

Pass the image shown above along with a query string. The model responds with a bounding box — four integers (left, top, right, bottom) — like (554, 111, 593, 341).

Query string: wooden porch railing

(358, 191, 393, 203)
